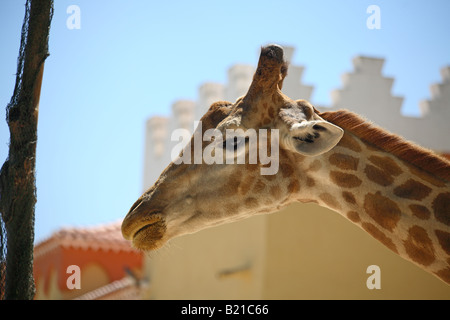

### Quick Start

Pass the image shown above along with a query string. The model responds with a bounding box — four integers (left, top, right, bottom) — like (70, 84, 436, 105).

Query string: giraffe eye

(222, 137, 239, 150)
(222, 136, 250, 150)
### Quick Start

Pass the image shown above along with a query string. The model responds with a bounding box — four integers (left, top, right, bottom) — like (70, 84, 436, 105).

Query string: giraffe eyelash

(222, 137, 250, 150)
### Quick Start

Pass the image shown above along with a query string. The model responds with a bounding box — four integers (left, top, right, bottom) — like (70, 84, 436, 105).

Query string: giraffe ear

(286, 119, 344, 156)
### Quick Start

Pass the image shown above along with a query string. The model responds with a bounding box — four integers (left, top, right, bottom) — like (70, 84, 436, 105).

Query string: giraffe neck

(299, 129, 450, 284)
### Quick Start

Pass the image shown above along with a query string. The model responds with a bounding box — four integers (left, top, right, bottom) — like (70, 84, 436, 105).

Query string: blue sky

(0, 0, 449, 243)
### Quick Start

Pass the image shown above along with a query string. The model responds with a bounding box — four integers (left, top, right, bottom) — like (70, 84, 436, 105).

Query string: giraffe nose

(121, 196, 163, 241)
(122, 197, 144, 240)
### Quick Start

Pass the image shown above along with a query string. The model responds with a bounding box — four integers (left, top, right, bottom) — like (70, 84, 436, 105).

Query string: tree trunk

(0, 0, 53, 300)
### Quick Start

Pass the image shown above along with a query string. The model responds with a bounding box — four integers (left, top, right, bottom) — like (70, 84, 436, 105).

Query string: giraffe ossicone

(122, 44, 450, 285)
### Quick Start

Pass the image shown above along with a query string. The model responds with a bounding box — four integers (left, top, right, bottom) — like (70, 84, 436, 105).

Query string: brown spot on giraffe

(362, 222, 398, 253)
(408, 165, 447, 188)
(342, 191, 356, 205)
(368, 155, 403, 177)
(432, 192, 450, 226)
(287, 179, 300, 194)
(404, 226, 435, 266)
(434, 267, 450, 285)
(308, 160, 322, 172)
(267, 106, 275, 118)
(221, 171, 241, 196)
(329, 153, 359, 171)
(408, 204, 431, 220)
(306, 177, 315, 187)
(435, 229, 450, 255)
(245, 162, 259, 172)
(253, 179, 266, 193)
(330, 171, 362, 188)
(347, 211, 360, 223)
(364, 192, 401, 232)
(228, 202, 240, 212)
(239, 175, 255, 196)
(393, 179, 432, 201)
(280, 162, 294, 178)
(364, 155, 404, 187)
(244, 197, 259, 209)
(319, 193, 341, 210)
(364, 164, 394, 186)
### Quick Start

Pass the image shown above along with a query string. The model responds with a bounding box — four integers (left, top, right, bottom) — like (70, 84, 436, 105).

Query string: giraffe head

(121, 45, 344, 250)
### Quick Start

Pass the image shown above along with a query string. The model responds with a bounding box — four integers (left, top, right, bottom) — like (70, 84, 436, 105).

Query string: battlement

(352, 56, 385, 75)
(197, 82, 225, 121)
(420, 66, 450, 115)
(330, 55, 403, 121)
(225, 64, 255, 102)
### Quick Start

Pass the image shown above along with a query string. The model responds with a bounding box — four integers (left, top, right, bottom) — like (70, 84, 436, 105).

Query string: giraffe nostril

(121, 194, 162, 241)
(122, 208, 163, 242)
(127, 197, 143, 216)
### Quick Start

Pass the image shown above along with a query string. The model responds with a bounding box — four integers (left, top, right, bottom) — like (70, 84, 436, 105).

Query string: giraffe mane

(319, 109, 450, 182)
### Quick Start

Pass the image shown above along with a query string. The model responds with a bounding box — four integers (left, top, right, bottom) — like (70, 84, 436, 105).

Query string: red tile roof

(34, 220, 137, 257)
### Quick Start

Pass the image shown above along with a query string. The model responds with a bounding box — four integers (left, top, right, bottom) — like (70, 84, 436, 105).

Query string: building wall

(141, 215, 267, 299)
(141, 46, 450, 299)
(34, 245, 143, 299)
(139, 203, 450, 299)
(263, 204, 450, 299)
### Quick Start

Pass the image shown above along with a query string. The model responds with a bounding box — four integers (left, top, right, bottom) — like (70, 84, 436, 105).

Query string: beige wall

(142, 202, 450, 300)
(263, 203, 450, 299)
(142, 215, 267, 299)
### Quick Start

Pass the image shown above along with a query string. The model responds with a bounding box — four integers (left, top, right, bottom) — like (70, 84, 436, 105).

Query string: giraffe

(122, 45, 450, 285)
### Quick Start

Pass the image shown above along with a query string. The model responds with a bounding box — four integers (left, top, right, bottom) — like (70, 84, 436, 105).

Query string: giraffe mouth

(130, 217, 167, 251)
(122, 204, 167, 251)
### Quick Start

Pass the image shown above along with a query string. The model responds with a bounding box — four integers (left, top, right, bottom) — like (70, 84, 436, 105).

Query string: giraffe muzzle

(121, 198, 167, 250)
